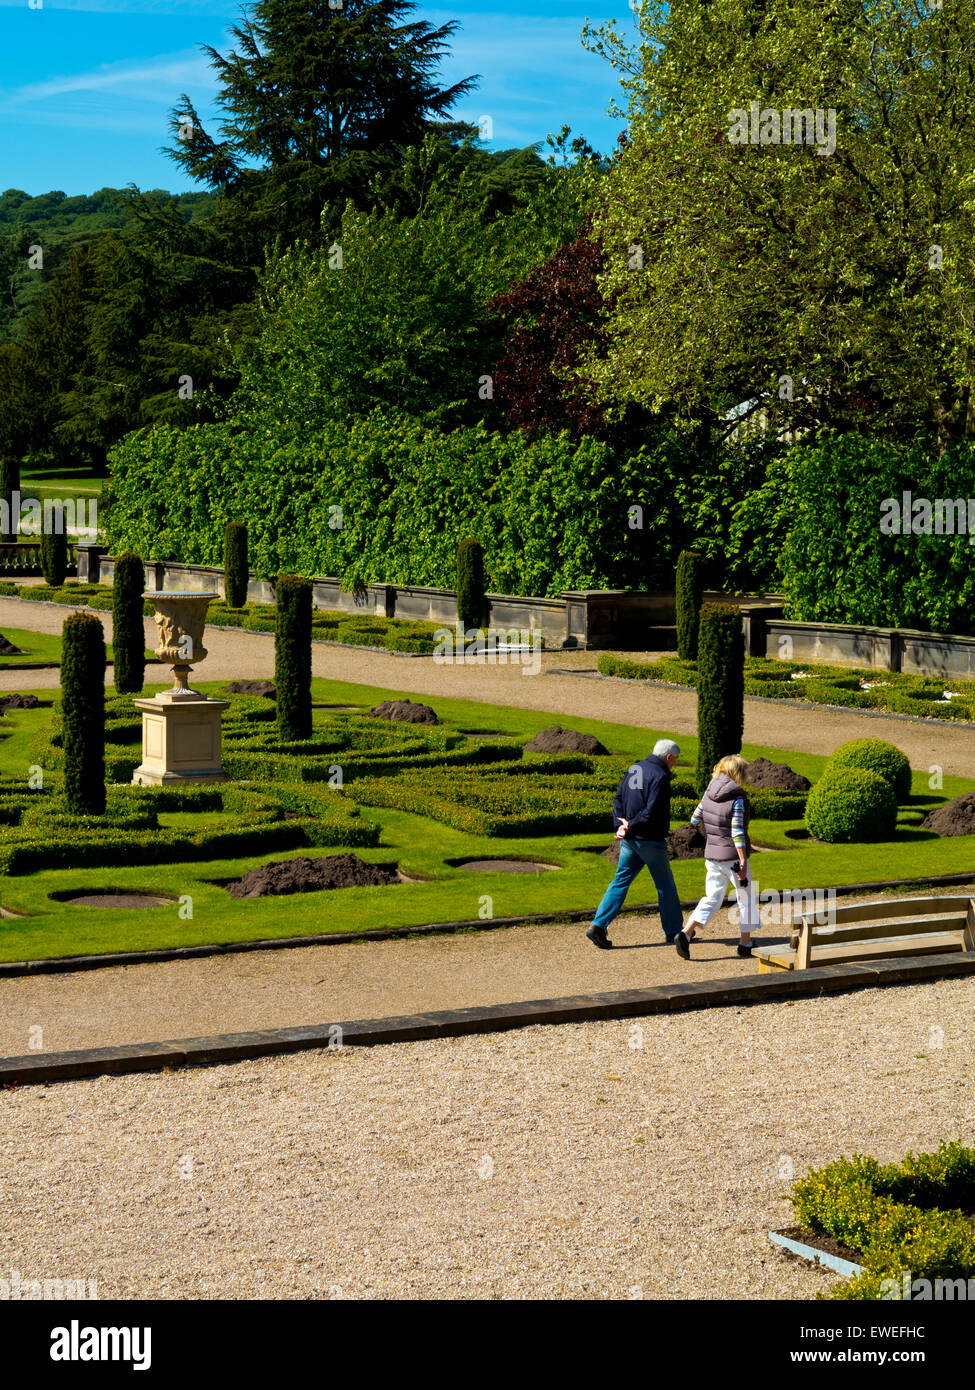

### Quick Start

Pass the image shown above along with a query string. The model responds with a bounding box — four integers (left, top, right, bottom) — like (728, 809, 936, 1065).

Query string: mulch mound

(0, 634, 22, 655)
(602, 825, 706, 862)
(745, 756, 811, 792)
(227, 854, 398, 899)
(0, 693, 40, 711)
(225, 680, 276, 699)
(921, 793, 975, 837)
(525, 725, 609, 755)
(368, 699, 440, 724)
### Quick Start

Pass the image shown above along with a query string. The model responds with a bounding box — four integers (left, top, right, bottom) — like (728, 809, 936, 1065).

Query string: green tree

(583, 0, 975, 447)
(165, 0, 478, 235)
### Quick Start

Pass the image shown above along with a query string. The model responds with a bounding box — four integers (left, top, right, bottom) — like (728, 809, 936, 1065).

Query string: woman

(675, 754, 760, 961)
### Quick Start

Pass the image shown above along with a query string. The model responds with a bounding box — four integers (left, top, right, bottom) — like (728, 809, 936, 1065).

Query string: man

(586, 738, 684, 950)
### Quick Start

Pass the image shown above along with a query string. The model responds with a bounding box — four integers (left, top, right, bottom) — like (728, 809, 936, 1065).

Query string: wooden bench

(754, 895, 975, 973)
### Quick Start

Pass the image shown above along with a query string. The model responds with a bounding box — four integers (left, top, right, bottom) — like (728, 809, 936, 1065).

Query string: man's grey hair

(653, 739, 680, 759)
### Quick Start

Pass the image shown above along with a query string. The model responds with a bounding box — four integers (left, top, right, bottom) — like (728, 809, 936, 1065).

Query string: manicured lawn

(0, 627, 150, 668)
(0, 628, 63, 665)
(0, 675, 971, 963)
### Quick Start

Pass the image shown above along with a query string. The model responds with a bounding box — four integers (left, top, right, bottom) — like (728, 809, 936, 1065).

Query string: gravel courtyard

(2, 974, 972, 1300)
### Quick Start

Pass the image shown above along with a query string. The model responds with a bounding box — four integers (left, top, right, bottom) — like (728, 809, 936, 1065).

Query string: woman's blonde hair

(713, 754, 749, 786)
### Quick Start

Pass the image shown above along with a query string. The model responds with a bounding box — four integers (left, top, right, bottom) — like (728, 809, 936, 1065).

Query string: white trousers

(689, 858, 760, 934)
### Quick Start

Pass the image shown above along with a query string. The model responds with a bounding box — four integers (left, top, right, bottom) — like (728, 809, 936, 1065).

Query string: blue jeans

(592, 838, 683, 938)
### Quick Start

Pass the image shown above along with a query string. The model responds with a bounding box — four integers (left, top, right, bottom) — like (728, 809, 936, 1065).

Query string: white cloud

(8, 51, 215, 105)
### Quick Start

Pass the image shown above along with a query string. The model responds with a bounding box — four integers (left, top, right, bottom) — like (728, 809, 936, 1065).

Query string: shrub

(676, 550, 705, 660)
(804, 767, 898, 842)
(224, 521, 249, 608)
(111, 552, 145, 694)
(695, 603, 744, 794)
(275, 574, 312, 740)
(60, 611, 106, 815)
(825, 738, 912, 801)
(40, 505, 68, 586)
(457, 537, 486, 632)
(0, 456, 19, 544)
(791, 1143, 975, 1298)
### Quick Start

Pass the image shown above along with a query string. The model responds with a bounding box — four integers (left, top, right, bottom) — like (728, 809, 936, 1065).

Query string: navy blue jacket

(612, 754, 673, 842)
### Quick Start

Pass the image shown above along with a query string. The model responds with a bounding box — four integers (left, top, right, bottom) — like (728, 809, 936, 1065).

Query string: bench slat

(755, 933, 965, 971)
(803, 895, 974, 926)
(807, 915, 968, 945)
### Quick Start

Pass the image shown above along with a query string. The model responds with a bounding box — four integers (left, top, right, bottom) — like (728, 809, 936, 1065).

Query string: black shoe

(586, 925, 613, 950)
(674, 931, 691, 960)
(737, 944, 753, 958)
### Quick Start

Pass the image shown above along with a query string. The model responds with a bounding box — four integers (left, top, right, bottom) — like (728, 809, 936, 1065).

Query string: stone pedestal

(132, 695, 230, 786)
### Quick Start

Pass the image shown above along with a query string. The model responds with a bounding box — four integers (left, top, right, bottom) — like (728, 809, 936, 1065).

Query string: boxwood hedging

(597, 653, 975, 724)
(825, 738, 912, 801)
(791, 1143, 975, 1299)
(804, 767, 898, 842)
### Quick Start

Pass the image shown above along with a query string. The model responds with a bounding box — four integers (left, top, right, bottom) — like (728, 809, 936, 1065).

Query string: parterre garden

(0, 673, 973, 964)
(599, 653, 975, 723)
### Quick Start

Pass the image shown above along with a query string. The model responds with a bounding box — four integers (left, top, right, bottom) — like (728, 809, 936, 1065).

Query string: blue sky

(0, 0, 635, 196)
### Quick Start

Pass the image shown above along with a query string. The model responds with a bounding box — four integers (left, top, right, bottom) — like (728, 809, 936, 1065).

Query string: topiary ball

(824, 738, 912, 802)
(805, 767, 898, 843)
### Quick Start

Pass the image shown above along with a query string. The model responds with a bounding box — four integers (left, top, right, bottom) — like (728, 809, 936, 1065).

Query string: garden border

(1, 872, 973, 979)
(552, 668, 975, 729)
(2, 951, 973, 1086)
(0, 594, 433, 659)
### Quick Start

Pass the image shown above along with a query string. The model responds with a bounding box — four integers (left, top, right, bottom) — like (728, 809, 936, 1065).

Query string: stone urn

(146, 590, 214, 701)
(131, 590, 229, 785)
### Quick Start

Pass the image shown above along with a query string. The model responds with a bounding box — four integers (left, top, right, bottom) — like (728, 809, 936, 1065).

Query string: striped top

(691, 797, 747, 848)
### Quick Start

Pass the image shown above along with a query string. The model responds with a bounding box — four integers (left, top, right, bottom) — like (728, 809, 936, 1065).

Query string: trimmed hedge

(675, 550, 705, 661)
(60, 611, 106, 815)
(111, 552, 146, 694)
(275, 574, 312, 741)
(224, 521, 248, 609)
(40, 506, 68, 586)
(457, 537, 486, 632)
(104, 411, 681, 597)
(791, 1143, 975, 1299)
(597, 653, 975, 724)
(695, 603, 744, 794)
(804, 767, 898, 842)
(825, 738, 912, 801)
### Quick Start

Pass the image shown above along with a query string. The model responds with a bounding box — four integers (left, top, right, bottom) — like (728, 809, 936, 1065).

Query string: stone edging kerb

(2, 952, 973, 1086)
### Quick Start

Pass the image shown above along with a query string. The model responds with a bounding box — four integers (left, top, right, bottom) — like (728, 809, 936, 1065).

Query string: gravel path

(3, 885, 973, 1058)
(1, 975, 971, 1300)
(1, 596, 974, 775)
